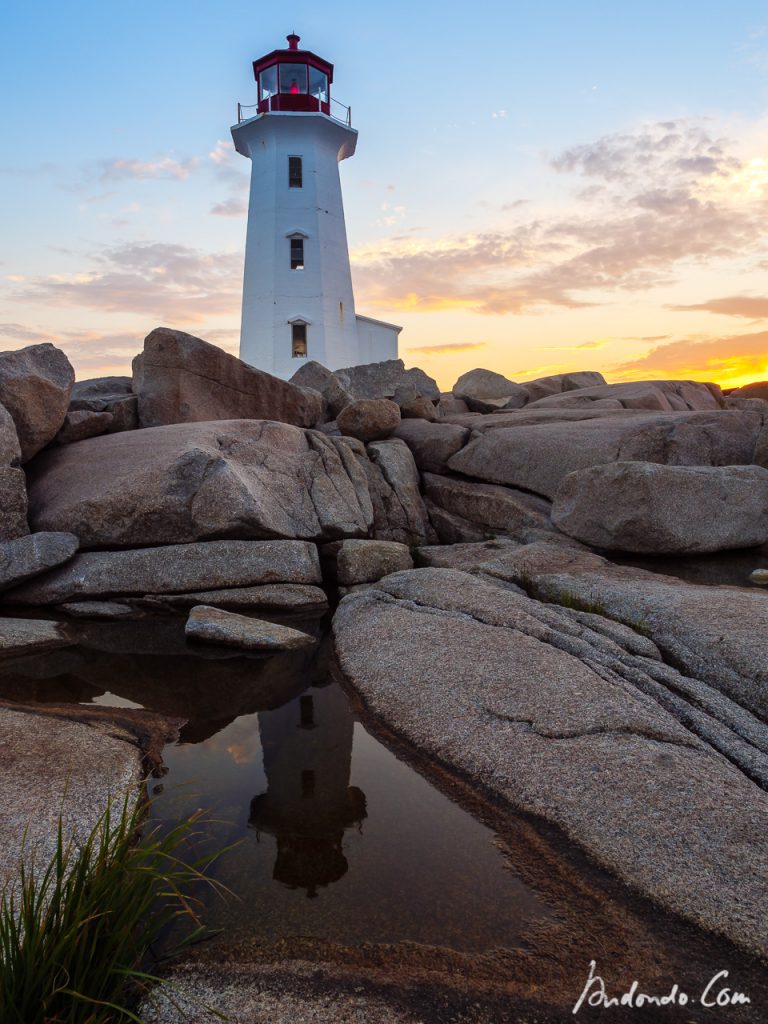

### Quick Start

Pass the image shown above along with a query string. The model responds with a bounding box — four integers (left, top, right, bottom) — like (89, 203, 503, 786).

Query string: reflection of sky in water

(151, 680, 552, 951)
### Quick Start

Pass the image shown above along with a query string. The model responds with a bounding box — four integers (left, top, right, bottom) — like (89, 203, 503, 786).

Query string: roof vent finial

(287, 32, 300, 50)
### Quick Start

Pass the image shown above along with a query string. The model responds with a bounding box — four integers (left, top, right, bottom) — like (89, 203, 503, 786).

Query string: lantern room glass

(279, 64, 308, 94)
(259, 65, 277, 101)
(309, 67, 328, 104)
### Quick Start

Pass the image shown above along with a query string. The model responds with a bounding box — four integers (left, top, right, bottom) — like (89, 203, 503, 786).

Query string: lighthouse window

(290, 237, 305, 270)
(279, 63, 307, 94)
(309, 67, 328, 104)
(291, 323, 307, 358)
(259, 65, 277, 101)
(288, 156, 303, 188)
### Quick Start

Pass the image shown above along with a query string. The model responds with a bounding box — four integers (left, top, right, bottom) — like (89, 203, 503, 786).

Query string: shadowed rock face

(0, 532, 79, 592)
(132, 328, 324, 429)
(332, 565, 768, 959)
(447, 410, 761, 498)
(552, 462, 768, 553)
(0, 343, 75, 461)
(0, 402, 27, 542)
(25, 420, 374, 548)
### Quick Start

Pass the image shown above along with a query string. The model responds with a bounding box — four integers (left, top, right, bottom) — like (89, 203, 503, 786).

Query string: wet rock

(360, 439, 433, 546)
(452, 368, 529, 412)
(26, 420, 373, 547)
(423, 473, 552, 539)
(289, 360, 352, 418)
(185, 605, 317, 651)
(393, 419, 470, 474)
(527, 379, 724, 412)
(448, 410, 760, 498)
(336, 398, 401, 442)
(334, 539, 413, 585)
(133, 327, 323, 428)
(0, 343, 75, 460)
(333, 567, 768, 957)
(133, 583, 328, 614)
(55, 410, 114, 444)
(0, 532, 79, 592)
(3, 540, 321, 605)
(58, 600, 141, 620)
(553, 462, 768, 553)
(335, 358, 439, 403)
(0, 617, 73, 659)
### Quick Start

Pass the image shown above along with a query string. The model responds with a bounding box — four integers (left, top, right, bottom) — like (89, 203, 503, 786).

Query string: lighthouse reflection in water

(249, 682, 367, 897)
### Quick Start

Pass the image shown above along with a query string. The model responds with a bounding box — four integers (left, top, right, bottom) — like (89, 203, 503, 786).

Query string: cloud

(351, 119, 768, 316)
(667, 295, 768, 319)
(0, 323, 53, 343)
(210, 197, 248, 217)
(99, 156, 199, 182)
(611, 329, 768, 383)
(13, 242, 242, 323)
(406, 341, 489, 354)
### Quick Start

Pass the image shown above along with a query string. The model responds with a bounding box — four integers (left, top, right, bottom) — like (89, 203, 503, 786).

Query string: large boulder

(0, 343, 75, 460)
(448, 410, 760, 498)
(333, 567, 768, 957)
(520, 371, 606, 404)
(393, 419, 470, 474)
(26, 420, 374, 547)
(358, 439, 434, 546)
(552, 462, 768, 553)
(0, 532, 79, 592)
(527, 379, 724, 412)
(0, 401, 27, 542)
(289, 360, 352, 418)
(3, 539, 321, 605)
(452, 368, 528, 413)
(132, 328, 323, 428)
(730, 381, 768, 402)
(334, 358, 439, 403)
(336, 398, 401, 442)
(334, 538, 413, 585)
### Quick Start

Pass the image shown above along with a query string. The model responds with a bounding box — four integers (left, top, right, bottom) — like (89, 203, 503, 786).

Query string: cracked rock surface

(332, 565, 768, 958)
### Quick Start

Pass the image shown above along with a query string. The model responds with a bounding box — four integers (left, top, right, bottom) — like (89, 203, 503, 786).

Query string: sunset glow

(2, 2, 768, 392)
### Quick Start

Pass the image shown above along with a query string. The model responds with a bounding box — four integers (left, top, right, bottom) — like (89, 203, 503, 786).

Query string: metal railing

(237, 96, 352, 127)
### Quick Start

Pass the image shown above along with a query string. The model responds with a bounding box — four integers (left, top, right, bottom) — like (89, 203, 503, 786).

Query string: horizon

(2, 1, 768, 391)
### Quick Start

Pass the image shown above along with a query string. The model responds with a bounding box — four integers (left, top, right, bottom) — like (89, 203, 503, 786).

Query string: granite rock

(0, 343, 75, 460)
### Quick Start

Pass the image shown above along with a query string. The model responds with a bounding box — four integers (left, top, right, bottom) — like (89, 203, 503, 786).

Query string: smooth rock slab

(333, 568, 768, 957)
(0, 532, 79, 591)
(0, 617, 73, 658)
(423, 472, 552, 538)
(393, 419, 470, 474)
(185, 605, 317, 651)
(27, 420, 374, 547)
(3, 540, 321, 605)
(448, 411, 760, 498)
(134, 583, 328, 614)
(553, 462, 768, 553)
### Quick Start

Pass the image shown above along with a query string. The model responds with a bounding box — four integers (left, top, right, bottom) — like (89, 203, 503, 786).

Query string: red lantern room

(253, 33, 333, 116)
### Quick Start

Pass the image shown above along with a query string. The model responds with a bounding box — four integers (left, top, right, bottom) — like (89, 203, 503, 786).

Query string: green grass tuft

(0, 790, 227, 1023)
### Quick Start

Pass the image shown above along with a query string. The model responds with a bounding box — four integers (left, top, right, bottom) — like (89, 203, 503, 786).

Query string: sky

(2, 0, 768, 390)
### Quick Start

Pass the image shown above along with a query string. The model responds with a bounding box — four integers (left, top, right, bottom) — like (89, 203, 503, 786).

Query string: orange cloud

(610, 330, 768, 388)
(668, 295, 768, 319)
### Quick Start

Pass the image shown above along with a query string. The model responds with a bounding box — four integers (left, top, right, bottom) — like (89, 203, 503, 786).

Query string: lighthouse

(232, 34, 401, 380)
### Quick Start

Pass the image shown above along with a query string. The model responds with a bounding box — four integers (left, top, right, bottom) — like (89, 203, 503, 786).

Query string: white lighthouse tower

(232, 34, 401, 380)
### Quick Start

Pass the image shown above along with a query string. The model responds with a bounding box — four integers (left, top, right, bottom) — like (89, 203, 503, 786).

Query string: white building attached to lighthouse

(232, 34, 401, 380)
